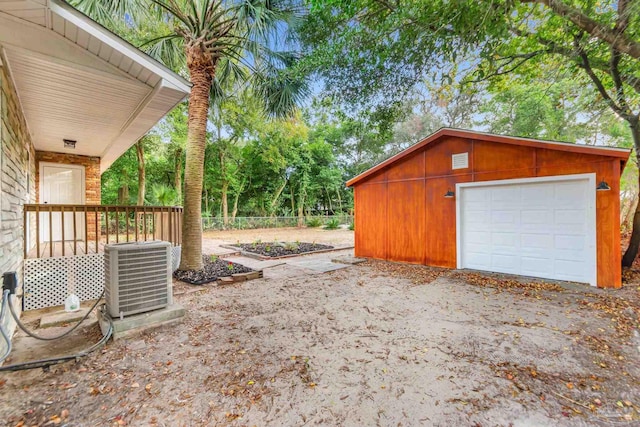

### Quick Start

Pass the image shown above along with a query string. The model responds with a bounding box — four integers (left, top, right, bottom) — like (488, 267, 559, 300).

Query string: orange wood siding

(352, 136, 624, 288)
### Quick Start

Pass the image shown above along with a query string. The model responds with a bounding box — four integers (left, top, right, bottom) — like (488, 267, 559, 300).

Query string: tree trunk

(336, 188, 342, 213)
(118, 185, 129, 205)
(180, 57, 213, 271)
(325, 186, 333, 213)
(621, 119, 640, 267)
(204, 187, 209, 216)
(136, 139, 145, 206)
(174, 148, 183, 204)
(221, 181, 229, 227)
(297, 189, 305, 227)
(270, 179, 287, 216)
(231, 179, 244, 220)
(219, 150, 229, 226)
(622, 192, 638, 233)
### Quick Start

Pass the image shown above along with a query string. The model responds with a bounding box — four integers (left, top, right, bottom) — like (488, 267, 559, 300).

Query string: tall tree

(305, 0, 640, 265)
(75, 0, 307, 270)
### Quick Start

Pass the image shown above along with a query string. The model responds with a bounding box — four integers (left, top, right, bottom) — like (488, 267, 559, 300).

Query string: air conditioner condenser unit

(104, 241, 173, 318)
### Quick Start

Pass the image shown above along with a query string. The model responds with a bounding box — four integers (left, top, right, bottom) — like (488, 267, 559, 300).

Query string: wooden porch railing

(23, 204, 183, 258)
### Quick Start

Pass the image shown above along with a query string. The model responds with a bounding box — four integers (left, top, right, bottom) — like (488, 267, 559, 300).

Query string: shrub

(324, 219, 340, 230)
(348, 222, 355, 231)
(306, 217, 322, 228)
(283, 242, 299, 251)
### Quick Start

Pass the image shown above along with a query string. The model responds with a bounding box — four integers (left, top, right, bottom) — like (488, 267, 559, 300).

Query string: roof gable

(346, 128, 631, 187)
(0, 0, 191, 172)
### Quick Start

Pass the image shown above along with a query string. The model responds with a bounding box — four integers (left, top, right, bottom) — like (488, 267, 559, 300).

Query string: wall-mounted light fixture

(444, 189, 455, 198)
(596, 180, 611, 191)
(63, 139, 77, 149)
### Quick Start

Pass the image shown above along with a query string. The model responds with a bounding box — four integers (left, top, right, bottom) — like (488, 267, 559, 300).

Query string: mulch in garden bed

(237, 242, 333, 258)
(174, 256, 253, 285)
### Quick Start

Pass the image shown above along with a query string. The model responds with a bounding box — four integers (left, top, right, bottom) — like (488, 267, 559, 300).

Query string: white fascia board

(99, 79, 187, 173)
(48, 0, 191, 95)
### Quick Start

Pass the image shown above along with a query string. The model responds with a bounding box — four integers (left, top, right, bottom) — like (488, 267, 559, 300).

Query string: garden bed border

(219, 244, 354, 260)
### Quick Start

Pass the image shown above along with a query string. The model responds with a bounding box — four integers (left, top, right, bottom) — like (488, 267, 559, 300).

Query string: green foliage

(323, 218, 340, 230)
(348, 222, 354, 231)
(150, 183, 179, 206)
(306, 217, 322, 227)
(283, 241, 299, 251)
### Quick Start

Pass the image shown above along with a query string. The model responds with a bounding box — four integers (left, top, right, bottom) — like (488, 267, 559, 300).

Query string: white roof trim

(48, 0, 191, 94)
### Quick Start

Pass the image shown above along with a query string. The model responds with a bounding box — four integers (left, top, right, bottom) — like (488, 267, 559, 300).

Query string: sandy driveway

(1, 258, 639, 426)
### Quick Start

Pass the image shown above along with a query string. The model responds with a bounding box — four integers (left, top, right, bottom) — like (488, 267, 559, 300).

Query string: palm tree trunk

(179, 60, 212, 271)
(174, 148, 183, 204)
(136, 139, 145, 206)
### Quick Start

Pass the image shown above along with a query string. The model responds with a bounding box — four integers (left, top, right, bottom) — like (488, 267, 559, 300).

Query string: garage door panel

(459, 175, 595, 285)
(464, 210, 490, 226)
(491, 254, 519, 271)
(521, 233, 553, 249)
(490, 185, 520, 204)
(521, 185, 554, 206)
(555, 234, 585, 249)
(492, 232, 518, 249)
(465, 252, 491, 269)
(521, 209, 552, 225)
(521, 257, 553, 276)
(554, 259, 586, 281)
(491, 210, 518, 227)
(466, 188, 490, 201)
(465, 231, 490, 244)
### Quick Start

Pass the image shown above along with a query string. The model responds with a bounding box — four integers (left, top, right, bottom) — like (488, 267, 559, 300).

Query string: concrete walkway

(222, 248, 356, 279)
(201, 236, 357, 279)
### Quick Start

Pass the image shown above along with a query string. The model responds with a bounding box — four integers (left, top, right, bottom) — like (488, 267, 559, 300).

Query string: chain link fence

(202, 214, 354, 231)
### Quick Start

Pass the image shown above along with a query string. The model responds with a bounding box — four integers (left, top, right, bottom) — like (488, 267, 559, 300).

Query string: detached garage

(346, 128, 631, 288)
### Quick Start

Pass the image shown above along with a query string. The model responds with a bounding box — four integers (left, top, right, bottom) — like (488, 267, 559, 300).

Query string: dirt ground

(2, 254, 639, 426)
(203, 227, 354, 246)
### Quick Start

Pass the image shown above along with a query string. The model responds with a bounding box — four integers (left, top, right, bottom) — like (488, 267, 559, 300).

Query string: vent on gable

(452, 152, 469, 170)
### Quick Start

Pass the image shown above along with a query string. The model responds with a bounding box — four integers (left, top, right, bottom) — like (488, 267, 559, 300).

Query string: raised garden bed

(174, 256, 254, 285)
(237, 242, 334, 258)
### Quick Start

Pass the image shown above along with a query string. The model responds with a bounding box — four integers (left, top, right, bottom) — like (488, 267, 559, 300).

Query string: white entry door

(456, 174, 597, 286)
(40, 163, 85, 242)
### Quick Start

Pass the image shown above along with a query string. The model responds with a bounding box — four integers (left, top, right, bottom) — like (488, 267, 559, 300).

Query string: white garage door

(457, 174, 596, 286)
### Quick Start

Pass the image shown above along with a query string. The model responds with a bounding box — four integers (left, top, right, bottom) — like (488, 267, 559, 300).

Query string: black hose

(0, 305, 113, 372)
(0, 290, 12, 363)
(8, 290, 105, 341)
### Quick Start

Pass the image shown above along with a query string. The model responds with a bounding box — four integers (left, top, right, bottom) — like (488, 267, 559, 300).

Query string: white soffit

(0, 0, 190, 172)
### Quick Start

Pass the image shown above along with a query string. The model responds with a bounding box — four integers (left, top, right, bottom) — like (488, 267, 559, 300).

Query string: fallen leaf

(566, 382, 574, 389)
(131, 382, 140, 388)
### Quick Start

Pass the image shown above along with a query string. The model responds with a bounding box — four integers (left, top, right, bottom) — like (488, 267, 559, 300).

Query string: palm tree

(73, 0, 306, 270)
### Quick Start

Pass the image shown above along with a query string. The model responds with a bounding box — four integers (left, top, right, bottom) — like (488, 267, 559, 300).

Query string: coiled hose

(0, 290, 12, 363)
(9, 290, 105, 341)
(0, 291, 113, 372)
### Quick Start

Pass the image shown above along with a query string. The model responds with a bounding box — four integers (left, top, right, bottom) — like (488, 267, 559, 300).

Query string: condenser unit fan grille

(104, 242, 172, 317)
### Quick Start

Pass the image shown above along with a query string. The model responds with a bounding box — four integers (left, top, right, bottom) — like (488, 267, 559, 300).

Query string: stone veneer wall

(1, 64, 36, 358)
(35, 151, 101, 204)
